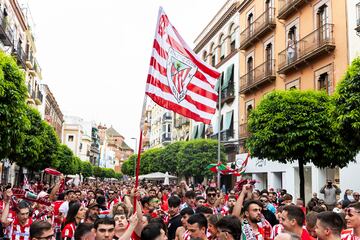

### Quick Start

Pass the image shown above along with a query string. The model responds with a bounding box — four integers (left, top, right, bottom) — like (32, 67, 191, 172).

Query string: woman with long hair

(61, 201, 87, 240)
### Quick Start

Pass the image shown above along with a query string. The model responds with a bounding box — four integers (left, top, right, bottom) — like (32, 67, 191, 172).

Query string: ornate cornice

(194, 0, 240, 53)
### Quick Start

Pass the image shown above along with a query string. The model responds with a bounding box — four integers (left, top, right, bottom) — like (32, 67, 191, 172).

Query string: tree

(160, 141, 185, 175)
(80, 161, 93, 177)
(246, 90, 357, 201)
(9, 106, 45, 171)
(334, 57, 360, 149)
(141, 148, 164, 174)
(0, 51, 30, 160)
(121, 154, 136, 176)
(57, 144, 77, 175)
(93, 166, 104, 179)
(177, 139, 225, 180)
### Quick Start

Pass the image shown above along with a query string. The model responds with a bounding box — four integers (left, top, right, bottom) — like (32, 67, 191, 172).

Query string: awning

(224, 110, 234, 131)
(214, 72, 224, 92)
(197, 123, 204, 138)
(222, 64, 234, 90)
(191, 125, 198, 139)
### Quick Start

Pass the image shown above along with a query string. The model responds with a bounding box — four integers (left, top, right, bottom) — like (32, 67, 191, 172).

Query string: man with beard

(204, 187, 218, 214)
(315, 212, 344, 240)
(241, 200, 270, 240)
(168, 196, 182, 240)
(85, 203, 100, 224)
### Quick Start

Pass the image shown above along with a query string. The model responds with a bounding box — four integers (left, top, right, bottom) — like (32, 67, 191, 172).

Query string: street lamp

(131, 137, 137, 176)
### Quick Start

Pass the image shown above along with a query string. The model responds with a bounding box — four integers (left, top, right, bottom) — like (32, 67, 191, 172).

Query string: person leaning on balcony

(287, 37, 296, 63)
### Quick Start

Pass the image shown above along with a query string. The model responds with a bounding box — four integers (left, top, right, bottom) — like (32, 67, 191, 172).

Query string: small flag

(145, 7, 220, 124)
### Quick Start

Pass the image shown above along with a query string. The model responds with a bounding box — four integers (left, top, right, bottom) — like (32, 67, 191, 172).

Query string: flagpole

(217, 75, 222, 189)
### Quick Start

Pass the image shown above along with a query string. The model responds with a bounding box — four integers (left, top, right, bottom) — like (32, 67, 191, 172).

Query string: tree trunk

(298, 159, 305, 202)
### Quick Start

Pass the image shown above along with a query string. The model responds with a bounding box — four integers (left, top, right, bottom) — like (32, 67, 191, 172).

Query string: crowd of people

(0, 175, 359, 240)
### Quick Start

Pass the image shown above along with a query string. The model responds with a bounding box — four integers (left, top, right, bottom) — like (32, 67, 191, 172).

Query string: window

(265, 43, 273, 73)
(203, 51, 208, 62)
(68, 135, 74, 142)
(318, 72, 330, 94)
(210, 43, 216, 66)
(317, 4, 329, 40)
(230, 24, 236, 52)
(247, 56, 254, 83)
(247, 13, 254, 36)
(285, 79, 300, 90)
(245, 101, 254, 121)
(219, 34, 225, 61)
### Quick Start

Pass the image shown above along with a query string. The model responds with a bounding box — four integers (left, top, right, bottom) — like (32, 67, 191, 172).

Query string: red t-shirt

(8, 217, 33, 240)
(62, 222, 76, 240)
(301, 228, 315, 240)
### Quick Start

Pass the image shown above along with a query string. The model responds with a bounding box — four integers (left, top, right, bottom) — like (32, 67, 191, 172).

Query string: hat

(87, 202, 100, 209)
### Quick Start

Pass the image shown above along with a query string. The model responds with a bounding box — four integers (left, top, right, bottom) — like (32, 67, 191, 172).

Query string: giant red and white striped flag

(145, 7, 221, 124)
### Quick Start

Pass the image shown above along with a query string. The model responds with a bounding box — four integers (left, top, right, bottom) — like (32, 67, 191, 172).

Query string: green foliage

(57, 144, 77, 175)
(246, 90, 356, 168)
(73, 157, 82, 174)
(93, 166, 103, 178)
(80, 161, 93, 177)
(121, 154, 136, 176)
(9, 106, 59, 171)
(334, 57, 360, 149)
(177, 139, 225, 178)
(121, 139, 225, 179)
(141, 148, 164, 174)
(0, 51, 29, 159)
(160, 141, 185, 175)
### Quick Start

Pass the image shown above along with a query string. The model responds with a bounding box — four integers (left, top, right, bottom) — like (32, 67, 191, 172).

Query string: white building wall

(340, 154, 360, 192)
(236, 153, 333, 201)
(347, 0, 360, 62)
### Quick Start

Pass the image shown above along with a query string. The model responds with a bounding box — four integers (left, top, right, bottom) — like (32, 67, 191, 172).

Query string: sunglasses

(207, 193, 216, 197)
(345, 208, 360, 217)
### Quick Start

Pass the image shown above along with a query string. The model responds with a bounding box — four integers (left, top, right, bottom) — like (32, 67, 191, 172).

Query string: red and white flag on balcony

(145, 7, 221, 124)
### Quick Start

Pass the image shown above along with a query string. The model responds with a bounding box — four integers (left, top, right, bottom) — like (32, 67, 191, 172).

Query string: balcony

(221, 83, 235, 104)
(0, 15, 14, 46)
(240, 8, 276, 50)
(26, 50, 34, 69)
(220, 129, 234, 141)
(278, 24, 335, 74)
(239, 123, 249, 139)
(13, 45, 27, 69)
(35, 90, 43, 105)
(278, 0, 310, 20)
(240, 59, 276, 93)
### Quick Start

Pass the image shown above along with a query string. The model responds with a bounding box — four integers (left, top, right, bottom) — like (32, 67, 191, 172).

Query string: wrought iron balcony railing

(240, 59, 276, 93)
(221, 83, 235, 104)
(240, 8, 276, 50)
(0, 14, 14, 46)
(220, 129, 234, 141)
(278, 24, 335, 74)
(278, 0, 310, 20)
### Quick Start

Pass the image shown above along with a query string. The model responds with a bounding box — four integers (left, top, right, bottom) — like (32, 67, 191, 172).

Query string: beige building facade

(236, 0, 357, 199)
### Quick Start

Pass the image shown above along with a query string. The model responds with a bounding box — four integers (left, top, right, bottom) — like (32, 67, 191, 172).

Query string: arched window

(247, 56, 254, 84)
(229, 24, 236, 52)
(219, 34, 225, 61)
(203, 51, 208, 62)
(210, 42, 216, 67)
(247, 13, 254, 36)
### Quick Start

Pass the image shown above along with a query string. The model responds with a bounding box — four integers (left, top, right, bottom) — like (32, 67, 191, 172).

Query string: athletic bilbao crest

(166, 47, 197, 103)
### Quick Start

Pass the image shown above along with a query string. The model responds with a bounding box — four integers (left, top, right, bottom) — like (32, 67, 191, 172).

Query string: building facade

(98, 125, 133, 173)
(149, 102, 173, 148)
(0, 0, 43, 185)
(41, 84, 63, 139)
(235, 0, 358, 200)
(190, 0, 241, 188)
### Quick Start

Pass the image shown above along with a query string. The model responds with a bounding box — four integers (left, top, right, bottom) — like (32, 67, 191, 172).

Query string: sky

(27, 0, 225, 149)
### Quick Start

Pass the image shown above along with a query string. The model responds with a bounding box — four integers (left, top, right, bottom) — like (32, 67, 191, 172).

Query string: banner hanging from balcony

(145, 7, 221, 124)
